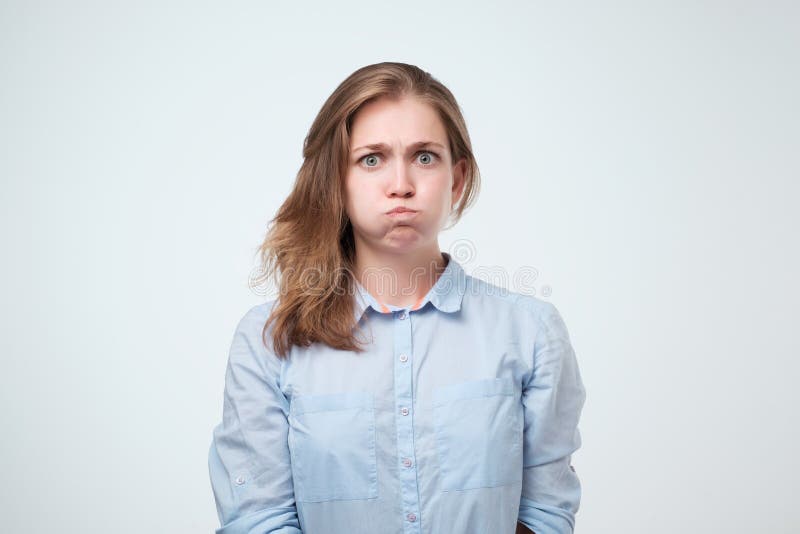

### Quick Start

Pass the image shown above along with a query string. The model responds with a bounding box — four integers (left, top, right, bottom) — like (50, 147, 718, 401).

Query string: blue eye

(418, 151, 436, 165)
(363, 154, 380, 168)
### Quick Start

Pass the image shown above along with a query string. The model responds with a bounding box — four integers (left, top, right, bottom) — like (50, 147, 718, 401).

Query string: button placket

(393, 308, 421, 532)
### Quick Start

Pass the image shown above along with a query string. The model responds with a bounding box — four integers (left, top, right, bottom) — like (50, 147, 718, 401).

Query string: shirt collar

(352, 252, 467, 322)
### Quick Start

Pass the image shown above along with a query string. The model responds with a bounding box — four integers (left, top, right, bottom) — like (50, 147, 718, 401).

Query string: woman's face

(344, 95, 465, 256)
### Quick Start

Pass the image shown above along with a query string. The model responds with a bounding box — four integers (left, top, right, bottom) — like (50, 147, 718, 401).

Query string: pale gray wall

(1, 1, 797, 532)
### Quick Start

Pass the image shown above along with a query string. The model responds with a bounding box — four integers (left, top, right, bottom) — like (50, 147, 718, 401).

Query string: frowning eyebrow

(351, 141, 446, 154)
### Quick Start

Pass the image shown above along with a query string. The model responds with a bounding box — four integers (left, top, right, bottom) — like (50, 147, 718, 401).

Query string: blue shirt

(208, 252, 586, 534)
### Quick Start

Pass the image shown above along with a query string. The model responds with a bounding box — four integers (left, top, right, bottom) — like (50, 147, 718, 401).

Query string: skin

(344, 95, 466, 308)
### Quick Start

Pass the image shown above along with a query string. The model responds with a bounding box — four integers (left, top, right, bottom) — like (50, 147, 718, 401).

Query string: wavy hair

(250, 61, 480, 358)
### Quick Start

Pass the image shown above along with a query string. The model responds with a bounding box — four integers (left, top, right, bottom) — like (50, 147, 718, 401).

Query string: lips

(387, 207, 417, 214)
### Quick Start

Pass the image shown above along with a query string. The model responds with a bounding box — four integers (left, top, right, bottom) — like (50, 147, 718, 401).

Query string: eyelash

(357, 151, 439, 171)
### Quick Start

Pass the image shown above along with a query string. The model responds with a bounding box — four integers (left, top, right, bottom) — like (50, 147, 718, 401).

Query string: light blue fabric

(209, 252, 586, 534)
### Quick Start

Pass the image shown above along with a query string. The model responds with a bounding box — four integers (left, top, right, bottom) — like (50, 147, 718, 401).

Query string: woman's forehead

(349, 97, 448, 150)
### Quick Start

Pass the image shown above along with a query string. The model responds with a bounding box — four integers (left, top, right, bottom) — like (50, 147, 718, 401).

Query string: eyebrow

(351, 141, 447, 154)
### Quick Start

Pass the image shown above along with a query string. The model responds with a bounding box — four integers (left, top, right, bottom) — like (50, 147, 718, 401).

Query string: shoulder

(235, 299, 278, 330)
(464, 273, 560, 326)
(227, 299, 282, 364)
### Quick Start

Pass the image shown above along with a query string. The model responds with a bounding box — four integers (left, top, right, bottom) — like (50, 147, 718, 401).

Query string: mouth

(386, 207, 418, 215)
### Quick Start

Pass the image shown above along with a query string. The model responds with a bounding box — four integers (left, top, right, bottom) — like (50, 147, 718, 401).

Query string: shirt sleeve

(517, 302, 587, 534)
(208, 304, 302, 534)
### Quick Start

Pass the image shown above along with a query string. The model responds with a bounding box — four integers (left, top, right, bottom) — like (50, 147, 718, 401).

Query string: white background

(1, 1, 798, 532)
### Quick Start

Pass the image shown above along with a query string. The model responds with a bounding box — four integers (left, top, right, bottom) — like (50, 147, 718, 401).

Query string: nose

(387, 160, 415, 198)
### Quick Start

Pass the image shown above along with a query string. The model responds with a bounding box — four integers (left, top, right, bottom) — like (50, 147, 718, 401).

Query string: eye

(417, 151, 438, 166)
(359, 153, 381, 170)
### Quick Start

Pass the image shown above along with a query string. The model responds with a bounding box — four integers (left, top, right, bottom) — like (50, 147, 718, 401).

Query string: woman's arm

(208, 305, 302, 533)
(517, 302, 586, 534)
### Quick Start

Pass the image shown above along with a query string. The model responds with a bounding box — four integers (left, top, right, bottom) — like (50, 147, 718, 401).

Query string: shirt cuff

(215, 506, 302, 534)
(518, 496, 576, 534)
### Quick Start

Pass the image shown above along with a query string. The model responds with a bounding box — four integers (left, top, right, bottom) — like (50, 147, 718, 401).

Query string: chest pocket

(432, 377, 522, 491)
(288, 391, 378, 503)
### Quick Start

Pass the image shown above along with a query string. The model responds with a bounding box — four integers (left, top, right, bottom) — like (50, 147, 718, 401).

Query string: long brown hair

(250, 62, 480, 358)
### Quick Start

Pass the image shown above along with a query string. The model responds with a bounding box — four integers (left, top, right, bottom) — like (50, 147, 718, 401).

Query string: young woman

(208, 62, 586, 534)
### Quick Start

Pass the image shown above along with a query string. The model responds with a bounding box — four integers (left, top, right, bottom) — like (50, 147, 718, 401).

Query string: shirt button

(399, 354, 408, 362)
(403, 458, 413, 468)
(407, 512, 417, 522)
(234, 475, 245, 485)
(398, 310, 407, 320)
(400, 407, 409, 416)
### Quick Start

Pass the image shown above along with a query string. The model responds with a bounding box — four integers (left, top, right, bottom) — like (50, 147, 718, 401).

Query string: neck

(353, 245, 448, 309)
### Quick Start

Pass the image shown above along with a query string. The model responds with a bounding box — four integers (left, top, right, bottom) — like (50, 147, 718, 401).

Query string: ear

(451, 157, 467, 207)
